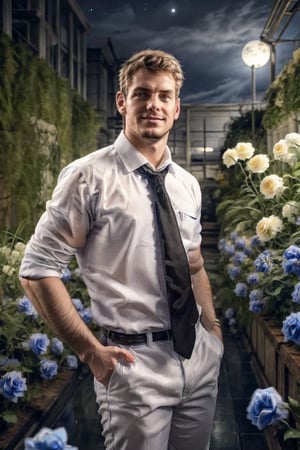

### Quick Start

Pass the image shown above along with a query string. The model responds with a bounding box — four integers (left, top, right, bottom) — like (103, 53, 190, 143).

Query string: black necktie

(138, 164, 199, 359)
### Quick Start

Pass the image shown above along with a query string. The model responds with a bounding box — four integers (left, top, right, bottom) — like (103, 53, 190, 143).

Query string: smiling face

(116, 67, 180, 151)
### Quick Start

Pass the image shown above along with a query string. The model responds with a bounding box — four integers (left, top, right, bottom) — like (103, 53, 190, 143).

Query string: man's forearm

(20, 276, 101, 362)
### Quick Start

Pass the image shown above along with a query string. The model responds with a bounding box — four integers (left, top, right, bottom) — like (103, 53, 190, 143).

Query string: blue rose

(17, 296, 38, 318)
(246, 387, 288, 430)
(249, 299, 265, 313)
(29, 333, 50, 356)
(51, 338, 64, 355)
(283, 245, 300, 260)
(224, 244, 235, 256)
(231, 251, 246, 265)
(227, 265, 241, 280)
(65, 355, 78, 370)
(235, 237, 246, 250)
(234, 282, 248, 298)
(254, 250, 273, 274)
(24, 426, 78, 450)
(224, 308, 235, 319)
(247, 272, 260, 285)
(71, 298, 84, 311)
(0, 370, 27, 403)
(229, 231, 238, 240)
(249, 235, 262, 247)
(249, 289, 263, 302)
(292, 282, 300, 304)
(282, 312, 300, 344)
(40, 359, 58, 380)
(79, 307, 92, 324)
(61, 267, 72, 282)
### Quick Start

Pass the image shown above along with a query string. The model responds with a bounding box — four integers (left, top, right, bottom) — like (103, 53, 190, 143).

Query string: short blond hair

(118, 49, 184, 98)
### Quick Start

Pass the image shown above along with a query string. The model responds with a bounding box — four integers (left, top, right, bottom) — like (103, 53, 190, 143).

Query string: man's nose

(146, 94, 159, 109)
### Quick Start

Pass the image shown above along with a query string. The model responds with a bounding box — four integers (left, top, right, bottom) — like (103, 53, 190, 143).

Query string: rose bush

(217, 132, 300, 331)
(0, 233, 98, 429)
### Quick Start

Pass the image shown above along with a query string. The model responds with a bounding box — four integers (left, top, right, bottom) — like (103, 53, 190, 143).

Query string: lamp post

(242, 40, 271, 140)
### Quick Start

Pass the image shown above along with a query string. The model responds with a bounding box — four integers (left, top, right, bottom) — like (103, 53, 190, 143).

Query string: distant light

(242, 40, 271, 68)
(192, 147, 214, 153)
(89, 8, 93, 12)
(171, 8, 176, 13)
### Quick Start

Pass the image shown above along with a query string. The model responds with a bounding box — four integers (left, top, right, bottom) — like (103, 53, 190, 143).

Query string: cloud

(82, 0, 278, 103)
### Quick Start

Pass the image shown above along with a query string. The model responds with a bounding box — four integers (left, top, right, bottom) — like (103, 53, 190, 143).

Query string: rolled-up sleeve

(20, 165, 93, 279)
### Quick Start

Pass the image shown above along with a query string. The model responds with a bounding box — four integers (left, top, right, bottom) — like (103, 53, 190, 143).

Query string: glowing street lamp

(242, 40, 271, 139)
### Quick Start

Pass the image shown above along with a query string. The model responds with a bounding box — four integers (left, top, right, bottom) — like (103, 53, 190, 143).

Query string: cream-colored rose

(256, 215, 283, 241)
(273, 139, 288, 160)
(260, 174, 284, 199)
(235, 142, 255, 161)
(282, 201, 300, 223)
(285, 132, 300, 148)
(222, 148, 238, 168)
(2, 265, 14, 276)
(246, 154, 269, 173)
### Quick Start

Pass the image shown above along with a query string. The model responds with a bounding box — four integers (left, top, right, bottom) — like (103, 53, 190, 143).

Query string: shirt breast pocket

(176, 210, 200, 247)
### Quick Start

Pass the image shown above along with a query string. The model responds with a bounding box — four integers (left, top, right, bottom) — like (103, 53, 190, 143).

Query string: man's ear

(116, 91, 126, 115)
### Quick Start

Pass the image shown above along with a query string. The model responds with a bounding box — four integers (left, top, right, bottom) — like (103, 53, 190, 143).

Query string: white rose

(282, 201, 300, 223)
(273, 139, 288, 160)
(235, 142, 255, 161)
(260, 174, 284, 199)
(285, 132, 300, 147)
(222, 148, 238, 168)
(256, 215, 283, 241)
(2, 265, 14, 276)
(246, 154, 270, 173)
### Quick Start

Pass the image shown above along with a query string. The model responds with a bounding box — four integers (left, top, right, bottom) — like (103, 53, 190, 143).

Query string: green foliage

(263, 48, 300, 130)
(0, 35, 101, 239)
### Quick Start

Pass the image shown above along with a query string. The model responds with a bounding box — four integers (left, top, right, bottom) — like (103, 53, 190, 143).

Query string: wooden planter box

(245, 314, 300, 450)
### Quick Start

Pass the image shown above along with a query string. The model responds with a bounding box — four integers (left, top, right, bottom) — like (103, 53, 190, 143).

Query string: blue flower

(246, 387, 289, 430)
(283, 245, 300, 260)
(40, 359, 58, 380)
(249, 235, 262, 247)
(224, 308, 235, 319)
(24, 426, 78, 450)
(254, 250, 273, 274)
(282, 312, 300, 344)
(224, 244, 235, 256)
(292, 282, 300, 304)
(65, 355, 78, 370)
(17, 296, 38, 318)
(71, 298, 84, 311)
(29, 333, 50, 356)
(249, 300, 265, 313)
(0, 371, 27, 403)
(229, 231, 238, 240)
(247, 272, 260, 285)
(79, 307, 92, 324)
(51, 338, 64, 355)
(231, 251, 246, 265)
(61, 267, 72, 282)
(234, 282, 248, 298)
(227, 265, 241, 280)
(218, 238, 226, 252)
(235, 237, 246, 250)
(282, 245, 300, 277)
(249, 289, 263, 302)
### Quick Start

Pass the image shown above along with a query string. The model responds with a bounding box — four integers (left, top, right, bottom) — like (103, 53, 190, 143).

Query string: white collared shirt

(20, 132, 202, 332)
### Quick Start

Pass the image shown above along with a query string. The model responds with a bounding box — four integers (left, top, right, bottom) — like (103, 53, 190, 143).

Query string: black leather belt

(104, 329, 173, 346)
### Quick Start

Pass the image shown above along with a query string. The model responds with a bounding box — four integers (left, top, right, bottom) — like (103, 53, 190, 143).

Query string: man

(20, 49, 223, 450)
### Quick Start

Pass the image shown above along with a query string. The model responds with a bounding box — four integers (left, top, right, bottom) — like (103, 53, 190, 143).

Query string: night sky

(77, 0, 299, 105)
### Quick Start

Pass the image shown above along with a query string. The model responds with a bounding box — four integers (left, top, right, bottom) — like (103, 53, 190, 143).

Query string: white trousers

(94, 321, 224, 450)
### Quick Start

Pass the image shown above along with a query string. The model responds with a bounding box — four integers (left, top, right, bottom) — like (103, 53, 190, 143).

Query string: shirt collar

(114, 131, 174, 173)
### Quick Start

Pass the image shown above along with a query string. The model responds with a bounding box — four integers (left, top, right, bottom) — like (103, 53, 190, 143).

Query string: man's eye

(135, 91, 147, 98)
